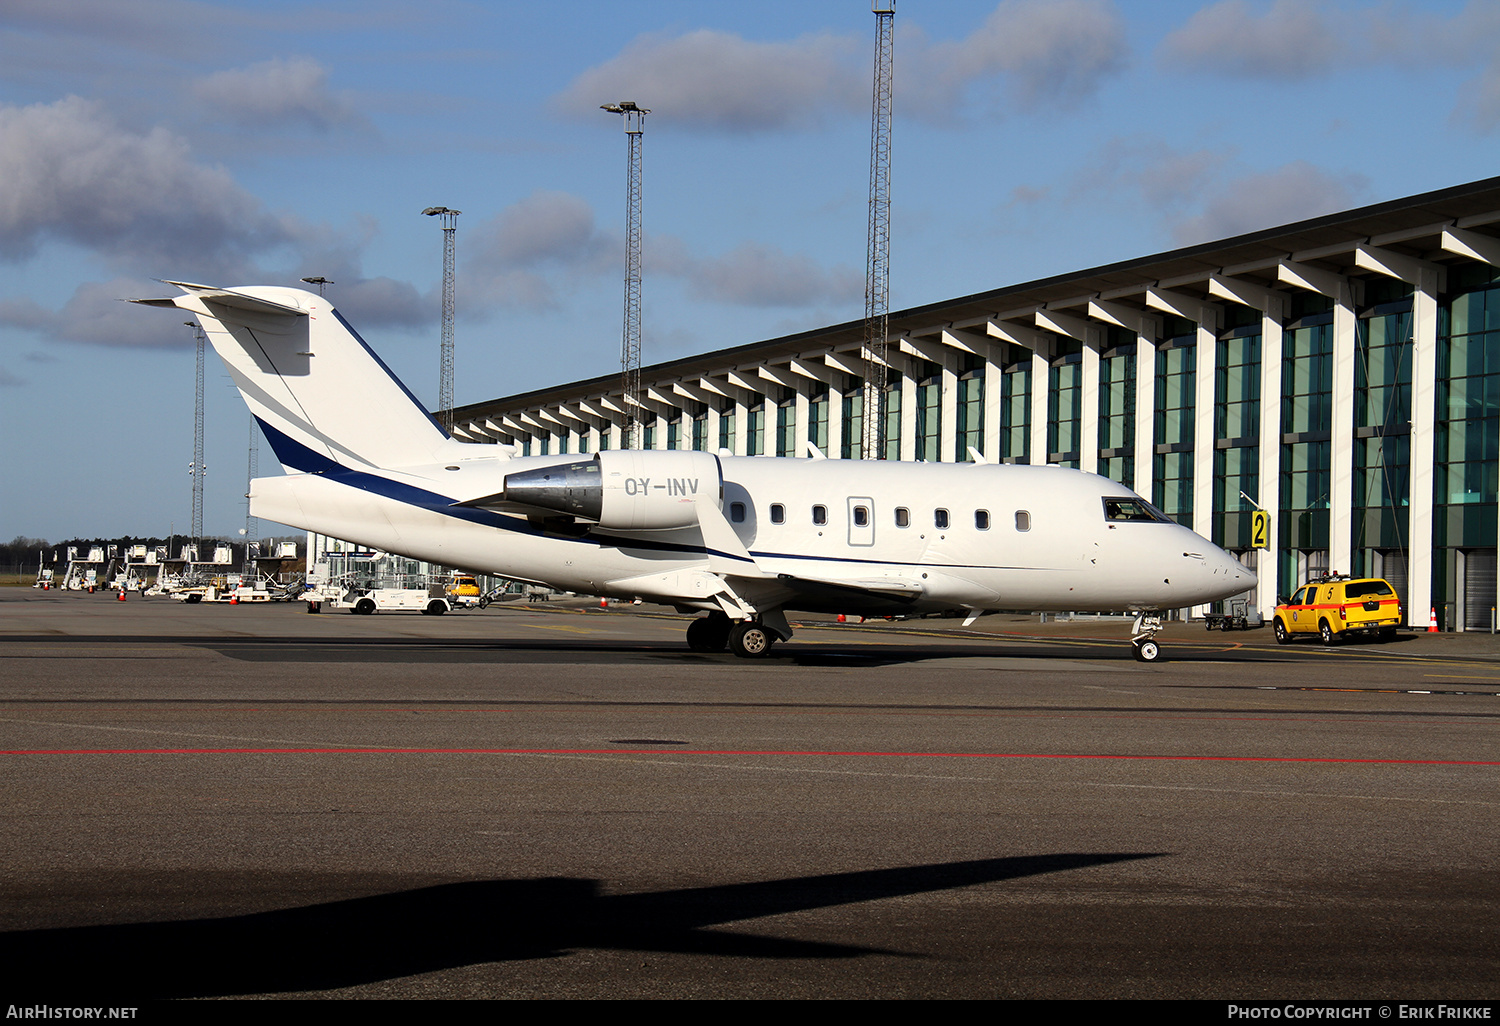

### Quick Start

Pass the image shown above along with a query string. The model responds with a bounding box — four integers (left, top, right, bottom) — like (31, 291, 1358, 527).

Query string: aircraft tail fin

(134, 281, 455, 472)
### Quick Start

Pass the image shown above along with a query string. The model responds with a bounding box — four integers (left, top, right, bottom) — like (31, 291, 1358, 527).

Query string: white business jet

(134, 282, 1254, 661)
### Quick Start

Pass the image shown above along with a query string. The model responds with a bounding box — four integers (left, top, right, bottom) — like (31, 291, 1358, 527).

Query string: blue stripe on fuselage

(254, 417, 1050, 573)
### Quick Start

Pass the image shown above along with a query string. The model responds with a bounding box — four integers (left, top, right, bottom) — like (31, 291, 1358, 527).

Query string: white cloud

(905, 0, 1129, 118)
(555, 2, 1129, 131)
(0, 96, 290, 273)
(466, 190, 620, 312)
(554, 29, 865, 131)
(193, 57, 369, 132)
(1160, 0, 1343, 79)
(1171, 161, 1369, 245)
(464, 190, 858, 312)
(683, 241, 863, 308)
(0, 277, 192, 348)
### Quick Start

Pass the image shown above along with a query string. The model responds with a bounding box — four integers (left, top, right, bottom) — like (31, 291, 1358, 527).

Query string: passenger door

(847, 497, 875, 547)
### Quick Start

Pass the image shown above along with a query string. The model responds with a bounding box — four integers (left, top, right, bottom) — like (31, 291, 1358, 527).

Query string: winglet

(804, 441, 827, 460)
(967, 446, 988, 465)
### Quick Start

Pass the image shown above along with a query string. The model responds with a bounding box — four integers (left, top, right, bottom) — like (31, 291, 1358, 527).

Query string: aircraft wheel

(1319, 619, 1338, 646)
(728, 621, 774, 658)
(1273, 619, 1290, 645)
(686, 616, 728, 652)
(354, 598, 376, 615)
(1133, 639, 1162, 662)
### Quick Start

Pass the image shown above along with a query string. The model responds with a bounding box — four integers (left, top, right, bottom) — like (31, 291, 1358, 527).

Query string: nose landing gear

(1131, 612, 1165, 662)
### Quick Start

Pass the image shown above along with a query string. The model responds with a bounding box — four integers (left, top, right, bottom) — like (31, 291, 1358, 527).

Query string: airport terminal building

(449, 177, 1500, 630)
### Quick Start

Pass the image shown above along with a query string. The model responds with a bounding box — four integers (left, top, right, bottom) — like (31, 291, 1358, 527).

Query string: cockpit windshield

(1102, 498, 1172, 523)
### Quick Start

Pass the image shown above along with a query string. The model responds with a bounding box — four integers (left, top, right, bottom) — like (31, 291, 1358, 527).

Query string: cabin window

(894, 507, 910, 528)
(770, 503, 785, 525)
(853, 505, 869, 527)
(812, 505, 828, 525)
(1015, 510, 1031, 532)
(975, 510, 990, 530)
(934, 509, 950, 530)
(730, 502, 746, 523)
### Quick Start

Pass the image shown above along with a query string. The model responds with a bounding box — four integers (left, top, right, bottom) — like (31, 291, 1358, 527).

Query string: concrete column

(1409, 270, 1440, 627)
(1030, 339, 1051, 465)
(1192, 310, 1220, 545)
(1080, 332, 1101, 474)
(900, 372, 917, 462)
(1258, 303, 1286, 616)
(1330, 284, 1358, 574)
(939, 352, 958, 463)
(1134, 333, 1155, 498)
(983, 356, 1002, 464)
(793, 387, 810, 458)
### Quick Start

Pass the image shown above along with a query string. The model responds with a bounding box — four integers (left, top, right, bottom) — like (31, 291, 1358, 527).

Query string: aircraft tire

(1273, 619, 1290, 644)
(1133, 639, 1162, 662)
(728, 621, 774, 658)
(686, 616, 728, 652)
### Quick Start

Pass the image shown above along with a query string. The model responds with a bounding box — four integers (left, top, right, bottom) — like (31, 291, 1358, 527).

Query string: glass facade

(775, 398, 796, 457)
(1352, 298, 1414, 575)
(1097, 338, 1135, 487)
(747, 403, 765, 456)
(1048, 345, 1082, 467)
(1277, 312, 1334, 593)
(1153, 336, 1195, 525)
(915, 361, 941, 462)
(841, 389, 863, 460)
(957, 368, 983, 462)
(809, 388, 829, 455)
(1000, 353, 1030, 463)
(1213, 326, 1261, 548)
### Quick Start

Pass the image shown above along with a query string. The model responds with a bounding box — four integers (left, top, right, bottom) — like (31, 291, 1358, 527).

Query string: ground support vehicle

(1203, 598, 1259, 632)
(1272, 574, 1402, 646)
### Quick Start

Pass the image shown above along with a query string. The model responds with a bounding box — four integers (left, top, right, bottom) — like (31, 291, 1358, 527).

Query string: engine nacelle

(503, 450, 722, 531)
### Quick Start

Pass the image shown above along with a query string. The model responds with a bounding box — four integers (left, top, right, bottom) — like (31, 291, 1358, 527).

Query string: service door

(847, 497, 875, 547)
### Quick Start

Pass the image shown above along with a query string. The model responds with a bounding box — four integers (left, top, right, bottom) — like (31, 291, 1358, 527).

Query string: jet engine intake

(503, 450, 722, 531)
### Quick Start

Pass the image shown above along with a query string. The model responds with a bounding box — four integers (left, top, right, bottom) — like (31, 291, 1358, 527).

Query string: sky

(2, 0, 1498, 542)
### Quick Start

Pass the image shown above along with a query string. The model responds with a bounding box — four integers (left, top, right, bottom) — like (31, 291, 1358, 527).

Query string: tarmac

(1, 587, 1497, 999)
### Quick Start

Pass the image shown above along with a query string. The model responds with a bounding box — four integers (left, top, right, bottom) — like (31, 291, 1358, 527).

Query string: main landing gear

(685, 612, 732, 652)
(1131, 611, 1165, 663)
(685, 611, 787, 658)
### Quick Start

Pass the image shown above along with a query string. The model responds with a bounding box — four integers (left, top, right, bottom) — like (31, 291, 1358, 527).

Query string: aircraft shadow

(3, 852, 1160, 998)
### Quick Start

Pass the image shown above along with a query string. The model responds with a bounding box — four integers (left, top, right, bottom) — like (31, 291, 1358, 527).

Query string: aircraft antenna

(185, 320, 206, 550)
(602, 101, 649, 449)
(422, 207, 461, 434)
(862, 1, 894, 460)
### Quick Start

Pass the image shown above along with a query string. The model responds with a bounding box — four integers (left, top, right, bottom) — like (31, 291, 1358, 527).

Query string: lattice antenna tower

(185, 321, 206, 547)
(423, 207, 461, 433)
(862, 1, 895, 460)
(244, 416, 259, 555)
(602, 101, 649, 449)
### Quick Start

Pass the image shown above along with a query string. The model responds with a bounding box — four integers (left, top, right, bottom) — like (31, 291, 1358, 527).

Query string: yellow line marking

(528, 624, 606, 635)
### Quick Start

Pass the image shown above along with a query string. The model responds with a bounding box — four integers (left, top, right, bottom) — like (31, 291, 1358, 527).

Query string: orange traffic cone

(1428, 607, 1438, 633)
(836, 614, 846, 622)
(230, 592, 239, 605)
(599, 597, 608, 608)
(117, 590, 126, 602)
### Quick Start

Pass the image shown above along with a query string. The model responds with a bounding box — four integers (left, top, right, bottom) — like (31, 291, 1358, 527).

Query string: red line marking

(1, 748, 1496, 766)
